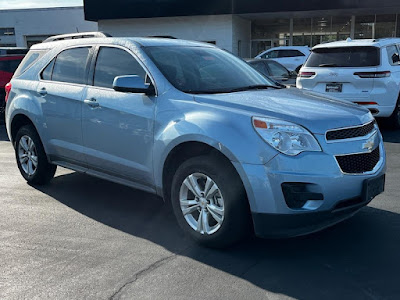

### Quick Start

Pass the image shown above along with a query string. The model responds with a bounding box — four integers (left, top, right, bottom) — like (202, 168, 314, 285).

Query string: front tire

(171, 154, 251, 248)
(15, 125, 56, 185)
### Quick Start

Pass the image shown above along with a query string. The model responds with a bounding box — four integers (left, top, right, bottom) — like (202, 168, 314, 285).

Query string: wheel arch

(10, 114, 38, 146)
(160, 139, 248, 205)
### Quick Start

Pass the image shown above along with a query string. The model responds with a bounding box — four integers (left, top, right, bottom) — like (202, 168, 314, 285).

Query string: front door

(82, 46, 156, 187)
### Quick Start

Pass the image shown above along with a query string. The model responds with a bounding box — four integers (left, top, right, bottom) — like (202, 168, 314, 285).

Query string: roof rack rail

(147, 35, 177, 39)
(43, 32, 112, 43)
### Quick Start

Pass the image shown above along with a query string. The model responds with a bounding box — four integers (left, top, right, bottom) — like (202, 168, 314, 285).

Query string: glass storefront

(251, 14, 400, 57)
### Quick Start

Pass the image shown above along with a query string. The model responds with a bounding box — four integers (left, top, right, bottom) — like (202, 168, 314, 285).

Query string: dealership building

(84, 0, 400, 58)
(0, 6, 97, 48)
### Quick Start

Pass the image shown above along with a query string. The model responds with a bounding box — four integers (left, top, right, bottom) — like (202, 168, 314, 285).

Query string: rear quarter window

(13, 50, 47, 77)
(305, 46, 380, 67)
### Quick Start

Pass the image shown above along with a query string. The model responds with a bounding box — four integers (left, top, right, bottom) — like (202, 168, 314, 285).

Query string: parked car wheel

(171, 154, 251, 248)
(387, 96, 400, 129)
(15, 125, 57, 185)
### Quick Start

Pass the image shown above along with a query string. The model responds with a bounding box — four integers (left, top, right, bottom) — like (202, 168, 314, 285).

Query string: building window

(0, 28, 15, 36)
(355, 15, 375, 39)
(375, 14, 397, 38)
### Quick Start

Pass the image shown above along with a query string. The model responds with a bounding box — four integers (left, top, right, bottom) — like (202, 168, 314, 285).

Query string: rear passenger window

(93, 47, 146, 89)
(51, 47, 90, 84)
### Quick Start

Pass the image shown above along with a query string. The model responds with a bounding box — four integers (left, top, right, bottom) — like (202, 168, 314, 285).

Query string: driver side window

(263, 50, 279, 59)
(93, 47, 146, 89)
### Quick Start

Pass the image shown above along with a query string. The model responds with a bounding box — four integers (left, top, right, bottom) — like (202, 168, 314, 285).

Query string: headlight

(252, 117, 321, 156)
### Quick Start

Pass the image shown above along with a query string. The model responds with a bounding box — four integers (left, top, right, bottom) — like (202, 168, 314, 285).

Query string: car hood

(193, 88, 372, 134)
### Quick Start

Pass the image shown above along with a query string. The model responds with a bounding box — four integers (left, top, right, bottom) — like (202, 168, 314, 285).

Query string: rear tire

(15, 125, 56, 185)
(171, 154, 252, 248)
(387, 96, 400, 129)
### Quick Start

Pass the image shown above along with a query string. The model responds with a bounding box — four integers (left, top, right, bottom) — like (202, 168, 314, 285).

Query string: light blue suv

(4, 33, 386, 248)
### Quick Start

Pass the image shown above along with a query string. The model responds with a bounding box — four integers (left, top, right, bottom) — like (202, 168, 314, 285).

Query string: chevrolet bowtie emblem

(363, 139, 375, 151)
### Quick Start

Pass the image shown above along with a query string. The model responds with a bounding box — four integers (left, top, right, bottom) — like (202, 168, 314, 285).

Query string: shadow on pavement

(381, 129, 400, 143)
(377, 120, 400, 143)
(0, 125, 9, 141)
(36, 171, 400, 299)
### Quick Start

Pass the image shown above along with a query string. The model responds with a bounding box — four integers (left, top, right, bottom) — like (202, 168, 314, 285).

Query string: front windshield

(144, 46, 276, 94)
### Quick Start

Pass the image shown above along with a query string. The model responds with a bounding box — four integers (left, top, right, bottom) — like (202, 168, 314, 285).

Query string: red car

(0, 48, 27, 121)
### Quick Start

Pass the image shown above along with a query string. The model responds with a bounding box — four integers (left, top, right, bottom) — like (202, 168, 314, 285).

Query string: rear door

(81, 46, 156, 187)
(299, 46, 379, 100)
(36, 46, 92, 166)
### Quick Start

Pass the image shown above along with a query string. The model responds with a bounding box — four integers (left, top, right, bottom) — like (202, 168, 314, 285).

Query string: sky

(0, 0, 83, 10)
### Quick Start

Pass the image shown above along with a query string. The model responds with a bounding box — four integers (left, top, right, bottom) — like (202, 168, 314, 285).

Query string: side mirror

(392, 53, 400, 64)
(113, 75, 155, 96)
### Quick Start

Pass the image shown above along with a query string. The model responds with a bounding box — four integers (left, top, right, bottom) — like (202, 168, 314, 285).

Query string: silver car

(5, 33, 386, 248)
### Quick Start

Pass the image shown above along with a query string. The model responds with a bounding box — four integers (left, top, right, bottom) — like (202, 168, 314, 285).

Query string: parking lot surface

(0, 124, 400, 300)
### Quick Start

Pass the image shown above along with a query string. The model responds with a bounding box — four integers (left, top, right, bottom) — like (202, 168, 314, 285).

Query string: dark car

(246, 58, 297, 87)
(0, 48, 27, 121)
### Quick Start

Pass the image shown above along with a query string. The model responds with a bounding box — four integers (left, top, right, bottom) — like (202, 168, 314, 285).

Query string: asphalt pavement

(0, 124, 399, 300)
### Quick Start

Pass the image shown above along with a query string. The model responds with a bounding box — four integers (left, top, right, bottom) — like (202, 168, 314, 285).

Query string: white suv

(255, 46, 310, 72)
(297, 38, 400, 128)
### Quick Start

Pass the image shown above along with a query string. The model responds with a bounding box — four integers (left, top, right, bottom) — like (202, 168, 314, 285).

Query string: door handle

(38, 87, 47, 97)
(84, 98, 100, 108)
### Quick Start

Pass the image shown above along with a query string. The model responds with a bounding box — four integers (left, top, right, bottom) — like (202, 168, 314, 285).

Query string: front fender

(152, 109, 277, 195)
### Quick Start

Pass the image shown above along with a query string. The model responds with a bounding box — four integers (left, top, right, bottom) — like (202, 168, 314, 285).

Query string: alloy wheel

(18, 135, 38, 176)
(179, 173, 225, 235)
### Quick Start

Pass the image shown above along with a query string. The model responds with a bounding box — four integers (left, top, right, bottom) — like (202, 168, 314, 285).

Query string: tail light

(354, 71, 391, 78)
(353, 101, 378, 105)
(5, 82, 12, 103)
(298, 71, 316, 78)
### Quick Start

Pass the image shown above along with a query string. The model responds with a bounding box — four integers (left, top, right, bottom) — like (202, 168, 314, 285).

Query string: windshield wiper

(318, 63, 338, 67)
(228, 84, 282, 92)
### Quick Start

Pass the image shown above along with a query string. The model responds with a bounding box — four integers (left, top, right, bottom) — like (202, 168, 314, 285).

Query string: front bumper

(233, 138, 386, 238)
(252, 173, 384, 238)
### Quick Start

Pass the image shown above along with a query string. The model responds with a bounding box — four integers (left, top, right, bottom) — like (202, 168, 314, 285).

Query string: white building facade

(98, 15, 251, 58)
(85, 0, 400, 58)
(0, 6, 97, 48)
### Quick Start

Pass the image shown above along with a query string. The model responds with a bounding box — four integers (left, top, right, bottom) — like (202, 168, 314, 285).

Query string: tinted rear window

(305, 47, 380, 67)
(52, 47, 90, 84)
(0, 58, 22, 73)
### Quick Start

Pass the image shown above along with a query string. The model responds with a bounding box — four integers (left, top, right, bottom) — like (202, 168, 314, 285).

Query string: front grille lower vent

(326, 121, 375, 141)
(336, 147, 380, 174)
